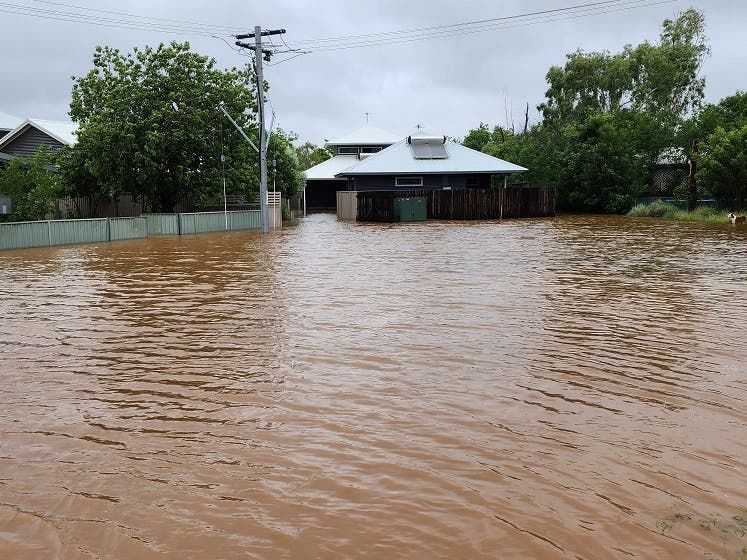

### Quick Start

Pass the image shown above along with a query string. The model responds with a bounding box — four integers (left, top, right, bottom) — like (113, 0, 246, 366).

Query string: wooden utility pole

(236, 26, 286, 234)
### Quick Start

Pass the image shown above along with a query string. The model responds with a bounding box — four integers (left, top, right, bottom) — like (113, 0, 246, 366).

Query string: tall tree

(67, 42, 258, 212)
(539, 8, 709, 129)
(0, 148, 60, 222)
(697, 125, 747, 211)
(462, 123, 493, 151)
(295, 141, 331, 171)
(268, 130, 305, 198)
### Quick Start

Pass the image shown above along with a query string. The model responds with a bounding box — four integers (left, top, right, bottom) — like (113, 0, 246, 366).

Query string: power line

(287, 0, 678, 52)
(288, 0, 634, 46)
(0, 1, 239, 35)
(29, 0, 242, 32)
(0, 0, 677, 46)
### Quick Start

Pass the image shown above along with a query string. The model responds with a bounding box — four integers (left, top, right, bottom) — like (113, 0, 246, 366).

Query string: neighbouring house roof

(336, 136, 528, 176)
(324, 124, 401, 147)
(304, 155, 359, 180)
(0, 111, 22, 132)
(0, 118, 78, 153)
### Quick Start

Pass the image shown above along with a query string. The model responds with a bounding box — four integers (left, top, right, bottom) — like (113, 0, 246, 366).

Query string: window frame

(395, 176, 424, 188)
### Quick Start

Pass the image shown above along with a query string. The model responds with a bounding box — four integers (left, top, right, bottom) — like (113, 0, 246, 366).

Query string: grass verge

(628, 200, 730, 222)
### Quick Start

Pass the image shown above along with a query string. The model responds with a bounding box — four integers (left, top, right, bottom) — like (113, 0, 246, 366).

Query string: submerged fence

(0, 217, 147, 251)
(356, 186, 556, 223)
(0, 210, 262, 251)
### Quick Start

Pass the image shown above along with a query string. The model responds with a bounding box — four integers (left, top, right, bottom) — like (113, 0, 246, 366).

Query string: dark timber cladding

(1, 127, 64, 157)
(356, 186, 556, 222)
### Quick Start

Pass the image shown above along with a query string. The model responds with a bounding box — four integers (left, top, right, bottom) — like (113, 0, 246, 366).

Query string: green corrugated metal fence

(110, 217, 147, 241)
(228, 210, 261, 231)
(0, 221, 50, 250)
(49, 219, 108, 245)
(145, 214, 179, 235)
(1, 211, 262, 251)
(1, 216, 147, 251)
(145, 210, 261, 236)
(178, 211, 261, 234)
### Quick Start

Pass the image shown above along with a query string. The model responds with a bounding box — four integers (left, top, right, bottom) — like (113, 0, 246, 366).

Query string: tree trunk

(687, 138, 698, 211)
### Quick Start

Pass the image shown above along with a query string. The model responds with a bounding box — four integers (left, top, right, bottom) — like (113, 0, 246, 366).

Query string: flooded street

(1, 213, 746, 559)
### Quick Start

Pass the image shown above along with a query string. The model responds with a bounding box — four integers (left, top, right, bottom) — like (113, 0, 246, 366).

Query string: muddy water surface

(1, 214, 746, 559)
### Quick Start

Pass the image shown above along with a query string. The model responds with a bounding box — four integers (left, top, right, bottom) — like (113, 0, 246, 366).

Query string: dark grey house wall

(306, 179, 346, 210)
(1, 127, 64, 157)
(349, 173, 495, 192)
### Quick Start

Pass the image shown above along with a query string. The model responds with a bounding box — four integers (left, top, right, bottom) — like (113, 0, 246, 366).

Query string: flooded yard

(1, 213, 746, 559)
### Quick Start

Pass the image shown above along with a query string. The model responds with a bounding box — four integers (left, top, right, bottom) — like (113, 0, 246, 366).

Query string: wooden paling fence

(356, 186, 556, 223)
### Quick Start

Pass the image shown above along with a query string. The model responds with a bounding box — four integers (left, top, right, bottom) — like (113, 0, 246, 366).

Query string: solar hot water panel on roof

(408, 135, 448, 159)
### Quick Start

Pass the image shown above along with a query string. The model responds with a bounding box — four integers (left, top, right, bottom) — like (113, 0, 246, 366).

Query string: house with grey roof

(303, 125, 527, 212)
(303, 124, 401, 210)
(0, 118, 78, 163)
(338, 134, 526, 190)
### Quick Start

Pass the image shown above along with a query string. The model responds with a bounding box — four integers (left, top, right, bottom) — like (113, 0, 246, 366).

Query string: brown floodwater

(1, 214, 746, 559)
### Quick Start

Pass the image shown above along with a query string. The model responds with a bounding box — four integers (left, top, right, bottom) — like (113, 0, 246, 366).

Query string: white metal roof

(0, 111, 22, 131)
(0, 118, 78, 150)
(303, 155, 359, 180)
(30, 119, 78, 145)
(336, 139, 527, 176)
(324, 124, 401, 147)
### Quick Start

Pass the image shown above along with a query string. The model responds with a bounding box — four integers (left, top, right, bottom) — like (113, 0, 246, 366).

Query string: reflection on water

(1, 214, 746, 559)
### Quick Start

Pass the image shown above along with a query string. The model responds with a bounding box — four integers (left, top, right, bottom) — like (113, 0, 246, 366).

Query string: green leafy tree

(689, 91, 747, 140)
(540, 49, 633, 127)
(295, 141, 331, 170)
(462, 123, 493, 151)
(56, 143, 104, 217)
(268, 129, 305, 198)
(67, 41, 258, 212)
(483, 125, 558, 186)
(558, 109, 662, 213)
(0, 148, 61, 222)
(540, 8, 708, 129)
(697, 125, 747, 211)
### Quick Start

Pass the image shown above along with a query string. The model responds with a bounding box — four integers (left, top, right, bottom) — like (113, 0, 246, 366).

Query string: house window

(338, 146, 358, 155)
(466, 175, 480, 187)
(395, 176, 423, 187)
(360, 146, 382, 154)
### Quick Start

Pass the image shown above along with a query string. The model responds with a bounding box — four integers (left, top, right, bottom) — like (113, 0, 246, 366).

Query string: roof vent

(408, 135, 448, 159)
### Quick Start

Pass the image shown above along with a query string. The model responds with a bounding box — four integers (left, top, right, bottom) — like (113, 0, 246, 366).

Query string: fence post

(177, 213, 182, 235)
(106, 218, 111, 242)
(47, 220, 52, 246)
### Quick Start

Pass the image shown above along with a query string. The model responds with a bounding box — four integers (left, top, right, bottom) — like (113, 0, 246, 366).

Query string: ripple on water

(1, 214, 746, 559)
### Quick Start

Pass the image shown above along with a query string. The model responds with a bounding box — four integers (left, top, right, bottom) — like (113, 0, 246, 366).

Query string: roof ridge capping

(325, 124, 401, 147)
(407, 134, 446, 144)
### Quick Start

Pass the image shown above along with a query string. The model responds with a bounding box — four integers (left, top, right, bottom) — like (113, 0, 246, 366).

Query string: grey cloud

(0, 0, 743, 145)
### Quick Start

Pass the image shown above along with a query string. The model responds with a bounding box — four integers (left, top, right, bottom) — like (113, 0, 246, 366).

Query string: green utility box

(393, 197, 427, 222)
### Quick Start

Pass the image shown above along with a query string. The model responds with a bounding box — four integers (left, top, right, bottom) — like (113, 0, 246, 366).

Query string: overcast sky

(1, 0, 745, 145)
